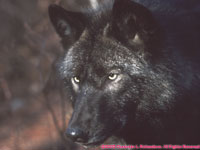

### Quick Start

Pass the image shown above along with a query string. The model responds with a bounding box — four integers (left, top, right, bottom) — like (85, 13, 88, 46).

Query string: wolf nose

(65, 128, 88, 143)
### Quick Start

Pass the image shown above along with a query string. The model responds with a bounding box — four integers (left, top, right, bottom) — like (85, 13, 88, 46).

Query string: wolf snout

(65, 127, 89, 143)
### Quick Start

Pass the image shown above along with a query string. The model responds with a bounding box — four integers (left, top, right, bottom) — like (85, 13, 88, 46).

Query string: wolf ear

(111, 0, 160, 48)
(48, 4, 86, 43)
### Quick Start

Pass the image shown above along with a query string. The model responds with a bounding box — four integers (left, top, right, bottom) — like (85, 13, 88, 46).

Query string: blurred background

(0, 0, 101, 150)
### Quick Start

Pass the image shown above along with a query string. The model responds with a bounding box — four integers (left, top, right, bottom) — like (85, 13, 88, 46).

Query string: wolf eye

(108, 73, 118, 81)
(73, 76, 80, 83)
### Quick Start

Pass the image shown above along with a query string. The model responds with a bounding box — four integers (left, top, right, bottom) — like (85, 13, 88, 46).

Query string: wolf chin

(48, 0, 200, 146)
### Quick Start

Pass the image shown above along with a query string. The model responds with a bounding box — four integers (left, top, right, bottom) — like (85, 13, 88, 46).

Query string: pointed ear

(111, 0, 160, 48)
(48, 4, 86, 43)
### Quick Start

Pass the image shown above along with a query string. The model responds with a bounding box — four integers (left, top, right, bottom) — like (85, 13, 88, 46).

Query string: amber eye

(73, 76, 80, 83)
(108, 73, 118, 81)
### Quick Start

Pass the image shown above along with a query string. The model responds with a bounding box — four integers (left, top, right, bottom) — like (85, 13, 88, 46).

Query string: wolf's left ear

(111, 0, 160, 48)
(48, 4, 86, 45)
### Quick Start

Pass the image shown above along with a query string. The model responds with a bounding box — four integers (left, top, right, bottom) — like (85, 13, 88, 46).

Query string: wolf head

(49, 0, 162, 146)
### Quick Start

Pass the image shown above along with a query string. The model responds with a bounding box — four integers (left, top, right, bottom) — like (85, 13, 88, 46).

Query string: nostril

(65, 128, 88, 143)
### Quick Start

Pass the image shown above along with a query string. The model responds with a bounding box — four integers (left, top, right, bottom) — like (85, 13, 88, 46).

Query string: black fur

(48, 0, 200, 145)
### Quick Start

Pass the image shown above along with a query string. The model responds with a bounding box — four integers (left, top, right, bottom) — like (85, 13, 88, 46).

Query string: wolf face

(48, 0, 177, 146)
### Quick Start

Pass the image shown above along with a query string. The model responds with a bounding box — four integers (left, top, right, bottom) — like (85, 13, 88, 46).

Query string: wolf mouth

(81, 136, 108, 147)
(72, 135, 108, 148)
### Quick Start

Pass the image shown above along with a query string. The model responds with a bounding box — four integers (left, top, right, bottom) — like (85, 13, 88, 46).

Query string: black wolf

(48, 0, 200, 145)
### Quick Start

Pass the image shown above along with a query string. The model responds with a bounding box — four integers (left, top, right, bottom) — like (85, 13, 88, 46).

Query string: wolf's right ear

(48, 4, 86, 42)
(111, 0, 160, 50)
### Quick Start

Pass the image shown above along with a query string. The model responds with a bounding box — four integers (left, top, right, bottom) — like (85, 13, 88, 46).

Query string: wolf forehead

(58, 34, 144, 78)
